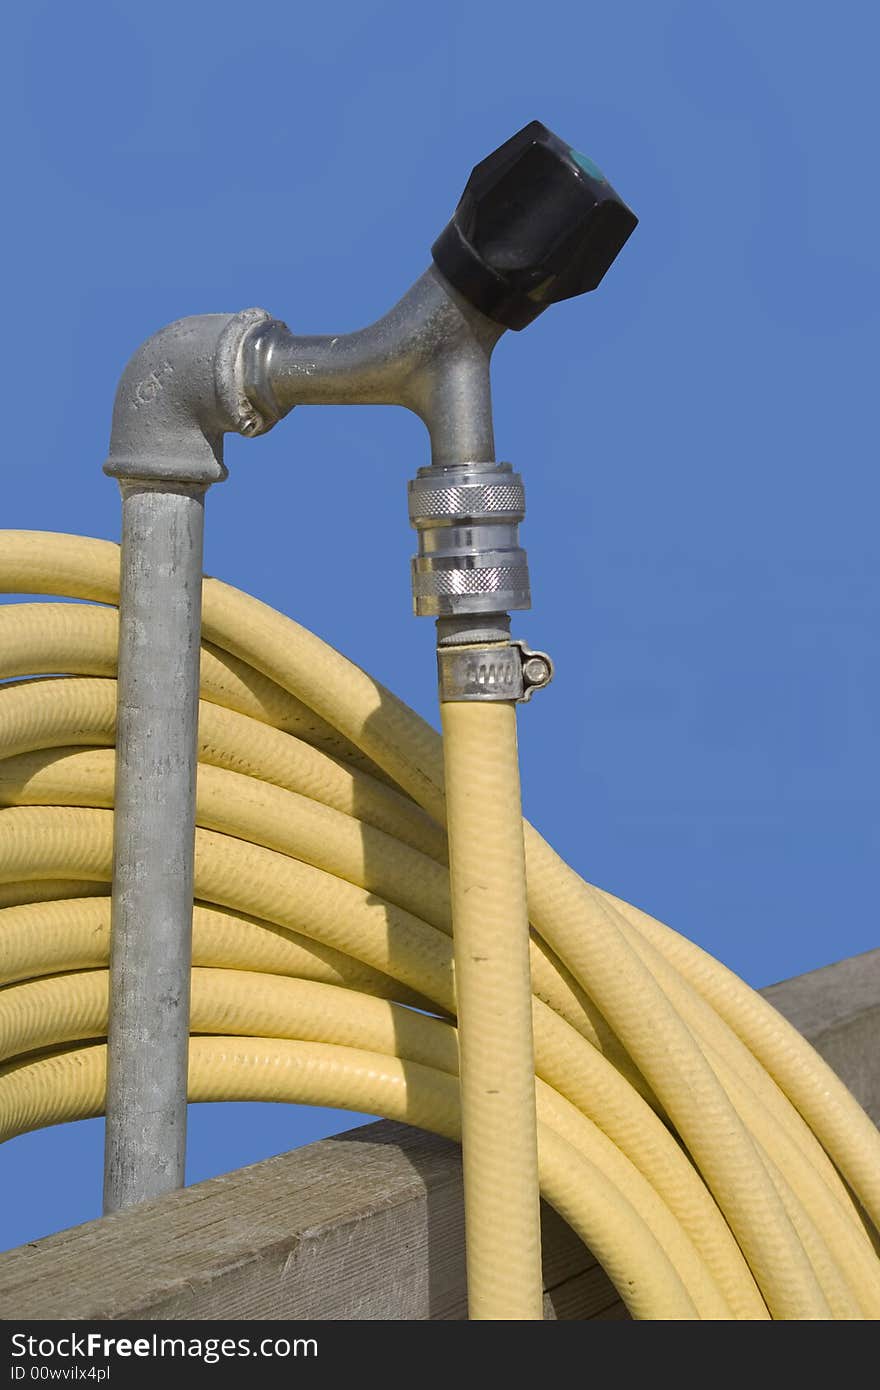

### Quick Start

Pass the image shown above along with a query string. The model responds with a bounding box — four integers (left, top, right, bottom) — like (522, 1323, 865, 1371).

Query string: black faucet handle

(432, 120, 637, 331)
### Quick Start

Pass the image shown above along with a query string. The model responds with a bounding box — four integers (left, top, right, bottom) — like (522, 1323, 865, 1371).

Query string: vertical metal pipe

(102, 481, 206, 1214)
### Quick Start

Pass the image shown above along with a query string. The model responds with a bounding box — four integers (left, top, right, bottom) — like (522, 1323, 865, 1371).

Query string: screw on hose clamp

(437, 640, 554, 703)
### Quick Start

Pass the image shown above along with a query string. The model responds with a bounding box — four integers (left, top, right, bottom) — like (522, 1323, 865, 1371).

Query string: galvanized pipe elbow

(104, 308, 276, 486)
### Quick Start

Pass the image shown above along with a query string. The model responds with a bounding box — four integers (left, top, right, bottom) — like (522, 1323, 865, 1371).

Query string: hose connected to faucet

(1, 123, 878, 1320)
(97, 120, 636, 1317)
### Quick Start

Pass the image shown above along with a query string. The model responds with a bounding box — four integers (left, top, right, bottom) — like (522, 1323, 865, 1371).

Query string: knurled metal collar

(408, 470, 525, 525)
(409, 462, 531, 618)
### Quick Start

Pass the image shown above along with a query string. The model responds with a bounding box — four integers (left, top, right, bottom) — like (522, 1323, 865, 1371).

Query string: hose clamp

(408, 461, 531, 617)
(437, 640, 553, 703)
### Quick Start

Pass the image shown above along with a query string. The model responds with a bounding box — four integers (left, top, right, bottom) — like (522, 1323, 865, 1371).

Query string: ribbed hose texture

(440, 700, 543, 1319)
(0, 531, 877, 1320)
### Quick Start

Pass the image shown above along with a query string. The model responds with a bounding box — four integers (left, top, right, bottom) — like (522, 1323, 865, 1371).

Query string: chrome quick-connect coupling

(408, 461, 530, 617)
(408, 460, 553, 702)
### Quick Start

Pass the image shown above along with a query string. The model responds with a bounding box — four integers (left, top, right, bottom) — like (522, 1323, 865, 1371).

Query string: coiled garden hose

(1, 530, 879, 1320)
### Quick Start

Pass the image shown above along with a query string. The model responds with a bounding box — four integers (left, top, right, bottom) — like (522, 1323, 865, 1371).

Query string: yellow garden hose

(440, 699, 543, 1319)
(0, 530, 878, 1320)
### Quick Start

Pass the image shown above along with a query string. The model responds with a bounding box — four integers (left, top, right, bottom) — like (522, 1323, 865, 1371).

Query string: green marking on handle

(570, 148, 607, 184)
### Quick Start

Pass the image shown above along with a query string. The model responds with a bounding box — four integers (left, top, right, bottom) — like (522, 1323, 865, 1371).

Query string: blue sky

(1, 0, 877, 1248)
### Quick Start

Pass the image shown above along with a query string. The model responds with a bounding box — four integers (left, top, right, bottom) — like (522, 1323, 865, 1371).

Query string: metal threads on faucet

(408, 461, 530, 618)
